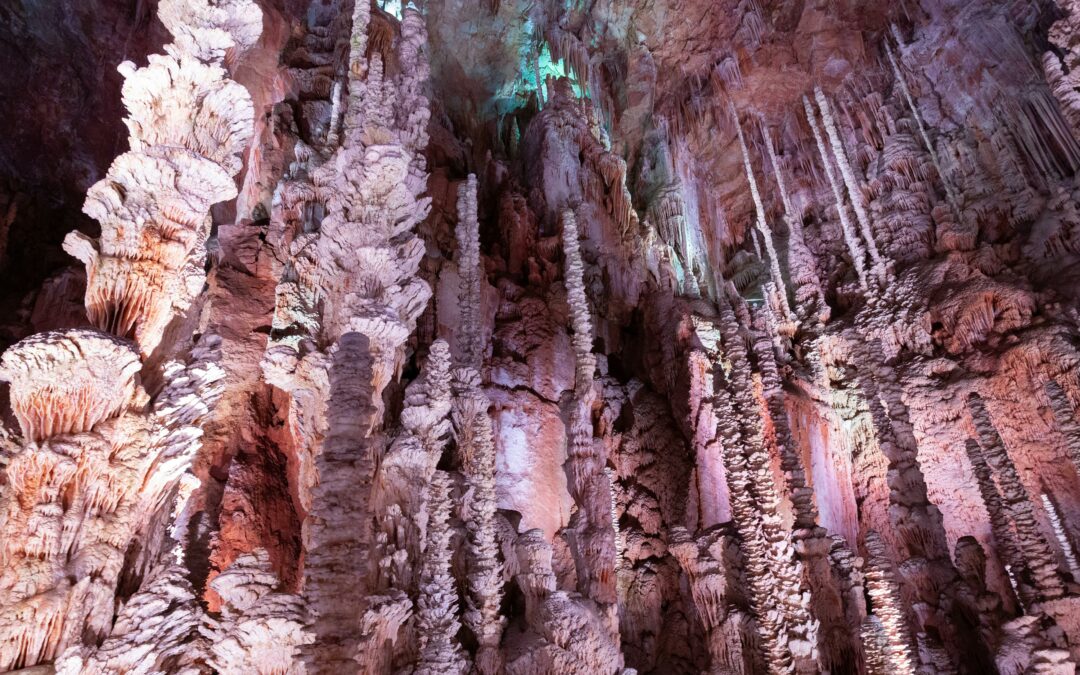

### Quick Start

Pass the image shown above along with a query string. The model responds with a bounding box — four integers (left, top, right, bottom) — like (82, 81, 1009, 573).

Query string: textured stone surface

(2, 0, 1080, 672)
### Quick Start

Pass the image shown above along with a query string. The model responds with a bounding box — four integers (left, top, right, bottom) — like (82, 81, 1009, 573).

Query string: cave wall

(1, 0, 1080, 673)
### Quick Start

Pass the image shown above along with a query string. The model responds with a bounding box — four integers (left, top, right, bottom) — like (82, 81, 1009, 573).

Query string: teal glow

(379, 0, 403, 19)
(490, 34, 584, 116)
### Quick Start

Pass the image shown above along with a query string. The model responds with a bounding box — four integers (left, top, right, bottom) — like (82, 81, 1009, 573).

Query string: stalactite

(733, 105, 793, 321)
(1042, 51, 1080, 143)
(814, 87, 885, 274)
(415, 470, 469, 675)
(885, 32, 962, 219)
(969, 394, 1066, 601)
(761, 121, 828, 322)
(804, 95, 871, 291)
(0, 330, 141, 442)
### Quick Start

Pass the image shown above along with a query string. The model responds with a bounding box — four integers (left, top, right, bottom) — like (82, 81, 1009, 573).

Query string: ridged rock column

(261, 5, 433, 670)
(560, 208, 621, 644)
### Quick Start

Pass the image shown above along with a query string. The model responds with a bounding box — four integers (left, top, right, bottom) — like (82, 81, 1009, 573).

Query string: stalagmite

(752, 311, 818, 532)
(669, 526, 749, 672)
(415, 470, 469, 675)
(453, 384, 507, 675)
(862, 531, 918, 675)
(969, 394, 1066, 601)
(0, 333, 225, 670)
(848, 344, 996, 668)
(715, 296, 819, 672)
(55, 562, 209, 674)
(457, 174, 484, 369)
(814, 87, 885, 271)
(1040, 494, 1080, 582)
(1046, 381, 1080, 474)
(712, 350, 796, 674)
(62, 0, 259, 356)
(560, 208, 620, 644)
(451, 175, 506, 675)
(965, 439, 1030, 606)
(205, 549, 313, 674)
(804, 95, 871, 290)
(261, 2, 435, 669)
(861, 616, 892, 675)
(691, 304, 820, 674)
(733, 105, 793, 321)
(6, 0, 1080, 672)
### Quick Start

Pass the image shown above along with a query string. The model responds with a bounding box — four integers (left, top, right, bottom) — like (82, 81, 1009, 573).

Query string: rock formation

(3, 0, 1080, 672)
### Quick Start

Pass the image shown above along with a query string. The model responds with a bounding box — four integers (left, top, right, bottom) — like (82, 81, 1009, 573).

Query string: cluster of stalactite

(0, 0, 254, 669)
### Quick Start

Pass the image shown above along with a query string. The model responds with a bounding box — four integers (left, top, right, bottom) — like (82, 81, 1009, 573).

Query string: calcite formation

(4, 0, 1080, 672)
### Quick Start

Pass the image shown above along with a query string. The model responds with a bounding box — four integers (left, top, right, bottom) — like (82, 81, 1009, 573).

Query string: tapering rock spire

(760, 121, 828, 322)
(804, 94, 870, 290)
(714, 293, 819, 671)
(1046, 381, 1080, 475)
(813, 87, 885, 272)
(560, 209, 620, 632)
(965, 438, 1028, 605)
(259, 3, 435, 669)
(449, 173, 506, 674)
(0, 1, 249, 666)
(862, 532, 918, 675)
(63, 0, 259, 356)
(456, 174, 484, 370)
(733, 105, 793, 321)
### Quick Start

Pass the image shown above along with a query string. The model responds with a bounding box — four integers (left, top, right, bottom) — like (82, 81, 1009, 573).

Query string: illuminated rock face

(5, 0, 1080, 673)
(62, 0, 257, 357)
